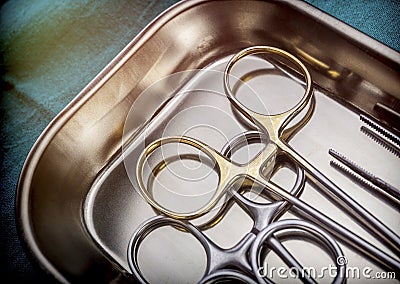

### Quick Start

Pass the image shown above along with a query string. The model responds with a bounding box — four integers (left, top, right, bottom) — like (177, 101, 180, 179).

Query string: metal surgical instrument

(128, 217, 346, 283)
(134, 46, 400, 272)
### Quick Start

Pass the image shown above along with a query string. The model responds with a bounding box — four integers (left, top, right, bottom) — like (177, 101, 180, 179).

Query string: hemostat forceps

(135, 46, 400, 271)
(215, 130, 400, 271)
(131, 149, 322, 283)
(222, 46, 399, 254)
(128, 215, 346, 283)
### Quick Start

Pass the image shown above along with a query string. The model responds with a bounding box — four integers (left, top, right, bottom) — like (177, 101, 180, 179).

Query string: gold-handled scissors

(136, 46, 312, 220)
(222, 46, 399, 254)
(135, 46, 400, 271)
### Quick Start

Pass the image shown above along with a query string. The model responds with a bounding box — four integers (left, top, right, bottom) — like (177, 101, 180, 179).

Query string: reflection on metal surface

(294, 46, 342, 80)
(374, 102, 400, 130)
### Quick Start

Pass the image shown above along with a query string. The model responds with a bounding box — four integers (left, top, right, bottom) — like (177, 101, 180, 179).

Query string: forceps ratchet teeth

(360, 113, 400, 147)
(329, 149, 400, 202)
(360, 126, 400, 157)
(329, 160, 400, 208)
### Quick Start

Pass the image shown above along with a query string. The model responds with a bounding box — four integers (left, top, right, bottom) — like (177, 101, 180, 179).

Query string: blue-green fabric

(0, 0, 399, 282)
(305, 0, 400, 51)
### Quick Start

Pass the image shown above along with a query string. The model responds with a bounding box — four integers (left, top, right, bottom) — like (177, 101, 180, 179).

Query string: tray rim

(15, 0, 400, 282)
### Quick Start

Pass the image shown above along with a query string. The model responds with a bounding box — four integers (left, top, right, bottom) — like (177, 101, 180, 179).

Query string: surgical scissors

(130, 137, 348, 283)
(135, 46, 400, 270)
(128, 216, 347, 283)
(222, 46, 399, 254)
(206, 130, 400, 271)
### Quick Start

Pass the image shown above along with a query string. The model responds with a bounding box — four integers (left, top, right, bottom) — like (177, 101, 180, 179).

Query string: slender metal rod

(330, 160, 400, 208)
(329, 149, 400, 201)
(264, 180, 400, 272)
(268, 237, 317, 284)
(361, 126, 400, 157)
(360, 113, 400, 147)
(277, 141, 400, 255)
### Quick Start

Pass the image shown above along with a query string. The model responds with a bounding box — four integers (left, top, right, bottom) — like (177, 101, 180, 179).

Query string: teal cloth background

(0, 0, 399, 282)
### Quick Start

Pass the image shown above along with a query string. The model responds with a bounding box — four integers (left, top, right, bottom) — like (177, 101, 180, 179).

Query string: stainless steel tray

(17, 0, 400, 283)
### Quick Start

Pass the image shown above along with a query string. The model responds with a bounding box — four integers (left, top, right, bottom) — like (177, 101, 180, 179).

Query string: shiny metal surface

(16, 0, 400, 283)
